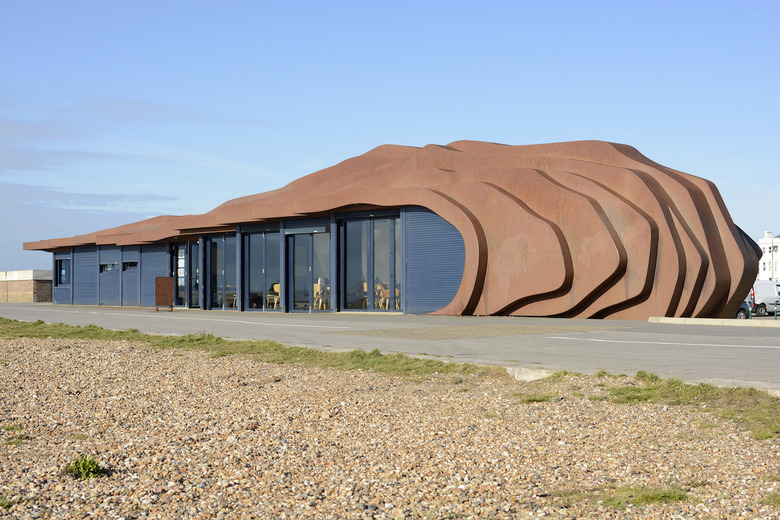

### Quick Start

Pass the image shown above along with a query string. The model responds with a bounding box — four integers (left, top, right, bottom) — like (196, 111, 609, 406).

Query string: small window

(100, 263, 116, 273)
(122, 261, 138, 271)
(55, 259, 70, 286)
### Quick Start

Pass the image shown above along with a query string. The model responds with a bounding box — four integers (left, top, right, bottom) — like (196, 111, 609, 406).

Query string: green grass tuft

(5, 434, 30, 445)
(66, 454, 105, 480)
(761, 492, 780, 506)
(515, 392, 555, 403)
(0, 496, 10, 509)
(601, 484, 687, 507)
(1, 424, 22, 432)
(604, 373, 780, 440)
(0, 318, 502, 381)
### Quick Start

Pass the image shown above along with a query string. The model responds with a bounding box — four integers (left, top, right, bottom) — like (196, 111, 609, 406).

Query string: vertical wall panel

(122, 246, 140, 306)
(404, 207, 465, 314)
(140, 245, 169, 307)
(72, 246, 98, 305)
(98, 246, 121, 306)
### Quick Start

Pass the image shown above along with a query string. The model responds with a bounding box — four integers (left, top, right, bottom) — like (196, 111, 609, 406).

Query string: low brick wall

(0, 271, 52, 303)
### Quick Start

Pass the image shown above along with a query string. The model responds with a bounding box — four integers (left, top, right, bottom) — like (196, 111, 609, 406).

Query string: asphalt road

(2, 303, 779, 394)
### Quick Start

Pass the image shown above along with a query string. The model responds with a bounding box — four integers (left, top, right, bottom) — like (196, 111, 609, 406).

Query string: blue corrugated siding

(73, 247, 98, 305)
(404, 207, 465, 314)
(284, 217, 329, 234)
(99, 246, 121, 306)
(122, 246, 140, 306)
(140, 245, 169, 307)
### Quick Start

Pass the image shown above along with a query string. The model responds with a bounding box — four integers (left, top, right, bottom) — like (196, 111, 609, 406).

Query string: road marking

(547, 336, 780, 350)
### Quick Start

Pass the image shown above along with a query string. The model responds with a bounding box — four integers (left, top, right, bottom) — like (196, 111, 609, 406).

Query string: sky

(1, 0, 778, 271)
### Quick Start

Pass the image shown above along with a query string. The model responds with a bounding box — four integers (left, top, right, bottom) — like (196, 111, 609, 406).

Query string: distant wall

(0, 270, 52, 303)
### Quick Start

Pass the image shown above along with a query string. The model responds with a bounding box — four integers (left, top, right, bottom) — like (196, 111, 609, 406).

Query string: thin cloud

(78, 96, 281, 128)
(1, 182, 178, 214)
(0, 144, 120, 173)
(115, 143, 285, 179)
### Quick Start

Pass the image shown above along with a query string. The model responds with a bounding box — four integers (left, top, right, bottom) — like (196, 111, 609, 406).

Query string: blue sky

(1, 0, 778, 270)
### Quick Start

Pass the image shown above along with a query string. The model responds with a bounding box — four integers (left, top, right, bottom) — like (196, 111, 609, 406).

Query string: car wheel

(735, 309, 748, 319)
(756, 304, 767, 317)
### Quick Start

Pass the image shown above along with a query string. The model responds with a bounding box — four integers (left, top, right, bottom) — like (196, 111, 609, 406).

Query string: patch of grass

(1, 424, 22, 432)
(600, 484, 688, 507)
(685, 479, 708, 489)
(544, 370, 573, 382)
(5, 434, 30, 445)
(515, 393, 554, 403)
(65, 454, 105, 480)
(0, 496, 10, 509)
(636, 370, 661, 383)
(0, 318, 504, 380)
(69, 434, 88, 440)
(604, 372, 780, 440)
(767, 475, 780, 482)
(762, 492, 780, 506)
(0, 359, 8, 365)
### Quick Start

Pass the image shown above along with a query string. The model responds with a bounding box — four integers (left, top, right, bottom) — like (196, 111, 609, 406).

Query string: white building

(757, 231, 779, 281)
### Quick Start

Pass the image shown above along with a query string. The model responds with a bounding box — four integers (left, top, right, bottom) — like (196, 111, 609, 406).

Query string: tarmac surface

(1, 302, 779, 394)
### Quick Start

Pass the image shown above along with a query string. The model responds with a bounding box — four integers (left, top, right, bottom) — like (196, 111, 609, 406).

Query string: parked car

(734, 300, 751, 319)
(751, 281, 780, 316)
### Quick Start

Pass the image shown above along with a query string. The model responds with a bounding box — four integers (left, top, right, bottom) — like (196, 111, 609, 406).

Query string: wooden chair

(313, 283, 328, 310)
(266, 283, 280, 309)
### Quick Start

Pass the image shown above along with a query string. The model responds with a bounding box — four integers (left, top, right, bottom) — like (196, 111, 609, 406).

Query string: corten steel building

(24, 141, 761, 319)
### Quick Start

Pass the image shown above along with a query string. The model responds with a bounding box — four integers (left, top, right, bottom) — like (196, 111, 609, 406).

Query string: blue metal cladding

(284, 217, 329, 234)
(140, 245, 169, 307)
(53, 250, 72, 304)
(98, 246, 121, 306)
(72, 246, 98, 305)
(122, 246, 140, 306)
(404, 206, 465, 314)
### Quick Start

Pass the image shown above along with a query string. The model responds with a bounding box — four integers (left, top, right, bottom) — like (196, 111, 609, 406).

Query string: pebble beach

(1, 337, 778, 519)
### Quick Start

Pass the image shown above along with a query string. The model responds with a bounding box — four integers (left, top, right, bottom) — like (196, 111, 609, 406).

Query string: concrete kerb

(648, 317, 780, 328)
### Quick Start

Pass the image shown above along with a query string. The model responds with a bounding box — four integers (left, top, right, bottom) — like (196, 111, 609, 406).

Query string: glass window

(210, 238, 224, 309)
(55, 259, 70, 286)
(247, 234, 264, 309)
(292, 235, 310, 311)
(266, 232, 280, 310)
(344, 221, 368, 309)
(225, 236, 237, 309)
(373, 219, 391, 309)
(190, 243, 200, 308)
(173, 245, 186, 306)
(312, 233, 330, 311)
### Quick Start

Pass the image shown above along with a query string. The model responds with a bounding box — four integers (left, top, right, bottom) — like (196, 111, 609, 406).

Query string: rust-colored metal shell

(25, 140, 760, 319)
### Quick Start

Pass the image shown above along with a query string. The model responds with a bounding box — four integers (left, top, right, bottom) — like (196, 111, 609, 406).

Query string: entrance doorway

(206, 235, 237, 310)
(340, 216, 401, 311)
(286, 233, 330, 312)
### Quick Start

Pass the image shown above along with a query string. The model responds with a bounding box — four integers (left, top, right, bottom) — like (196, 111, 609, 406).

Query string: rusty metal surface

(24, 140, 760, 319)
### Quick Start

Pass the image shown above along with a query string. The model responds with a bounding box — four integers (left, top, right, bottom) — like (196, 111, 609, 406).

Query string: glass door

(286, 233, 330, 312)
(245, 231, 281, 311)
(340, 216, 401, 311)
(207, 235, 237, 310)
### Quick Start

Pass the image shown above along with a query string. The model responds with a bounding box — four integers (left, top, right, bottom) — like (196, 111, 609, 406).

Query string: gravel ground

(1, 337, 779, 519)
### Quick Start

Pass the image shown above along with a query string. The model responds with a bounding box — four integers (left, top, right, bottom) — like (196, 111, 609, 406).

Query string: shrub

(66, 454, 105, 480)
